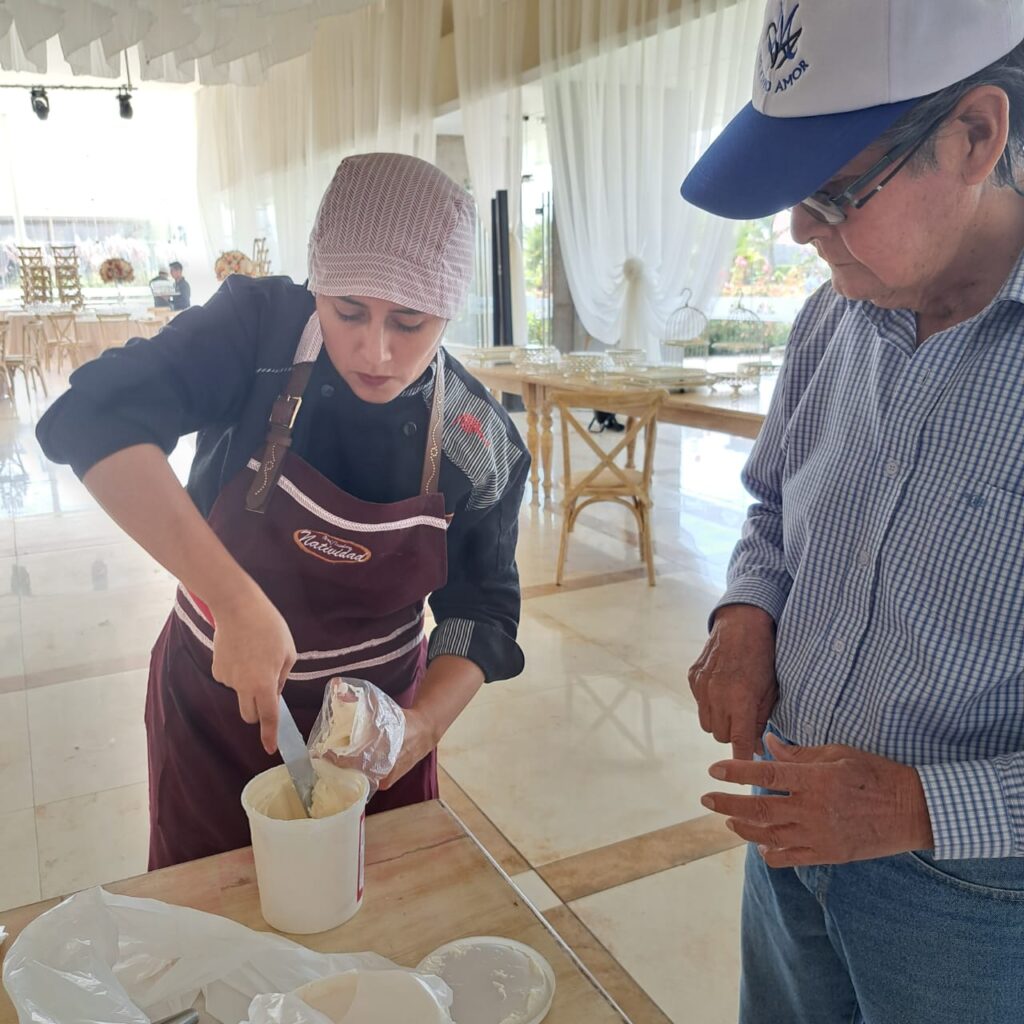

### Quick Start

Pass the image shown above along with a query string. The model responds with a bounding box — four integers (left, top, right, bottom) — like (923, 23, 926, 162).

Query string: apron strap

(420, 350, 445, 495)
(247, 348, 445, 512)
(245, 360, 316, 514)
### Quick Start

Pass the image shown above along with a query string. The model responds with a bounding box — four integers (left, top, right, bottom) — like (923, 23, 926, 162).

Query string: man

(683, 1, 1024, 1022)
(169, 260, 191, 311)
(149, 267, 174, 308)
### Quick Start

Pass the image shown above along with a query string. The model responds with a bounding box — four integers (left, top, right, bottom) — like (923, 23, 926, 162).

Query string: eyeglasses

(800, 112, 949, 225)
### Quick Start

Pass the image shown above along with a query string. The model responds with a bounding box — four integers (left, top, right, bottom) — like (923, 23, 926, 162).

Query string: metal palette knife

(277, 695, 315, 817)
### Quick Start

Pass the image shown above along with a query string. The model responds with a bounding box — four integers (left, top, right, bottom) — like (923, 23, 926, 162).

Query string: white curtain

(452, 0, 527, 345)
(195, 0, 442, 283)
(539, 0, 762, 359)
(0, 1, 379, 84)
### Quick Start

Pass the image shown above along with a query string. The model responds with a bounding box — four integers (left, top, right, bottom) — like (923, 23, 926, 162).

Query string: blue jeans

(739, 831, 1024, 1023)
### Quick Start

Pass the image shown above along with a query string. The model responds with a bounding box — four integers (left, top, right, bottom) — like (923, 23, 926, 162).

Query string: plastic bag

(1, 887, 443, 1024)
(248, 970, 454, 1023)
(307, 678, 405, 796)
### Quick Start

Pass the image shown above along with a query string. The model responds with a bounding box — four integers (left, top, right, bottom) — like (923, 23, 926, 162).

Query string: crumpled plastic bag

(1, 887, 446, 1024)
(307, 678, 406, 796)
(248, 970, 454, 1023)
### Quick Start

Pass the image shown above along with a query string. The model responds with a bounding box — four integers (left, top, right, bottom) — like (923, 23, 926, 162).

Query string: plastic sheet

(2, 887, 449, 1024)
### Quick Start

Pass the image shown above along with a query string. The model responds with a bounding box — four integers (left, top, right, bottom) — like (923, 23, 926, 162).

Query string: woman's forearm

(82, 443, 259, 617)
(413, 654, 485, 743)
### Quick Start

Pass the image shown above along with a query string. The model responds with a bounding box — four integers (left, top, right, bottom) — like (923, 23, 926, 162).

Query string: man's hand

(701, 733, 935, 867)
(688, 604, 779, 760)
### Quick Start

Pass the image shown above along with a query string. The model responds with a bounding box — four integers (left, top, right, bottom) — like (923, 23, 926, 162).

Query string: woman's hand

(378, 654, 485, 790)
(209, 581, 298, 754)
(379, 707, 439, 790)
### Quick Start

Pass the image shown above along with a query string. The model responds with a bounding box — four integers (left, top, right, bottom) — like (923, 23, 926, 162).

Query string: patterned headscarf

(307, 152, 476, 320)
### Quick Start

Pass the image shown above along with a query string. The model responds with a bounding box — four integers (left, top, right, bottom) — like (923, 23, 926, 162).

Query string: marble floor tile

(27, 669, 149, 806)
(17, 542, 176, 686)
(540, 814, 742, 903)
(440, 671, 743, 866)
(0, 808, 41, 912)
(572, 846, 747, 1024)
(0, 568, 25, 692)
(0, 516, 15, 560)
(510, 870, 563, 913)
(13, 506, 133, 555)
(514, 506, 675, 589)
(0, 691, 33, 814)
(471, 607, 649, 707)
(35, 783, 150, 899)
(528, 570, 722, 683)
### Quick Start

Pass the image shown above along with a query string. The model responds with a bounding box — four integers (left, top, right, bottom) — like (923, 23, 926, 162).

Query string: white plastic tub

(241, 761, 370, 934)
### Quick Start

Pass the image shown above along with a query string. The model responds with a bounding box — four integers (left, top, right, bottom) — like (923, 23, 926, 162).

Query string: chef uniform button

(402, 421, 418, 437)
(320, 384, 335, 398)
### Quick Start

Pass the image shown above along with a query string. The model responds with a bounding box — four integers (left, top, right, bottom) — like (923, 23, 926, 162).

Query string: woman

(37, 153, 529, 868)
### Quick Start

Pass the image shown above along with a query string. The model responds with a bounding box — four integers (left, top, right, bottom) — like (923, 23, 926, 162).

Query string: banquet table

(3, 309, 165, 360)
(460, 359, 774, 505)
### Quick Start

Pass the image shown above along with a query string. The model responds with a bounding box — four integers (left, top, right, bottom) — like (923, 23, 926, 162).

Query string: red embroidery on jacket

(457, 412, 490, 447)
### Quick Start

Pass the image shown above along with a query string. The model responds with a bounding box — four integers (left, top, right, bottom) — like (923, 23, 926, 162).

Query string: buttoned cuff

(710, 575, 790, 631)
(428, 617, 525, 683)
(916, 758, 1018, 860)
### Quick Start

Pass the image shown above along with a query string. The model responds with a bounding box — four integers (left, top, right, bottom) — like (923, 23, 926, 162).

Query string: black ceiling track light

(4, 50, 136, 122)
(30, 86, 49, 120)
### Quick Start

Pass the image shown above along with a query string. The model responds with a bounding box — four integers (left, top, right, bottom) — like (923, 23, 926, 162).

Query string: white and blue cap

(682, 0, 1024, 219)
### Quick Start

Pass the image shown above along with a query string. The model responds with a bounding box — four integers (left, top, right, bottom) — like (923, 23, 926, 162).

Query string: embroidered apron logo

(293, 529, 372, 565)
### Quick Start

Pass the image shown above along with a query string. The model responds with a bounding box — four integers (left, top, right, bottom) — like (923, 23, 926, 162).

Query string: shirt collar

(856, 243, 1024, 332)
(398, 348, 445, 402)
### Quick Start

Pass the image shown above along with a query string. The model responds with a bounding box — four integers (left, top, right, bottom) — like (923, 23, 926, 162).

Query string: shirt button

(320, 384, 335, 398)
(832, 638, 846, 655)
(402, 421, 418, 437)
(857, 549, 871, 568)
(884, 459, 900, 479)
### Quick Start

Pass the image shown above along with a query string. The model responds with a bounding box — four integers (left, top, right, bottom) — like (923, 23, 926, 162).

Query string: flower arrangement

(99, 257, 135, 284)
(215, 250, 256, 281)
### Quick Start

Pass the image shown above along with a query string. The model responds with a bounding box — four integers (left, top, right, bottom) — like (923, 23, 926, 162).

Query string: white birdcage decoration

(715, 298, 771, 354)
(661, 288, 709, 365)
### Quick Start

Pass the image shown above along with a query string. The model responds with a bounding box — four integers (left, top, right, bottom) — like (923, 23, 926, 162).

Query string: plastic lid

(417, 937, 555, 1024)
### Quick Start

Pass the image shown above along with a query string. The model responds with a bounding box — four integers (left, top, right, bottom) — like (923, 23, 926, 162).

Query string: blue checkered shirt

(720, 264, 1024, 861)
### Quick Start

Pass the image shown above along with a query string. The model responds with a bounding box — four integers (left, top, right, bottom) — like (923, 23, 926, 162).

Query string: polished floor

(0, 368, 758, 1023)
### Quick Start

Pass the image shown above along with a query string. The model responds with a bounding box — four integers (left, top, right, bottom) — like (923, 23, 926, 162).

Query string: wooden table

(3, 310, 164, 358)
(466, 362, 772, 505)
(0, 801, 624, 1023)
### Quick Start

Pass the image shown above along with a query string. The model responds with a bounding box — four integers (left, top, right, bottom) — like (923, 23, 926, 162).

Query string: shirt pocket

(925, 482, 1024, 647)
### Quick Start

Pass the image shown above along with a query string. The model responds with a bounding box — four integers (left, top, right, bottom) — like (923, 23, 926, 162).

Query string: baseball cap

(681, 0, 1024, 219)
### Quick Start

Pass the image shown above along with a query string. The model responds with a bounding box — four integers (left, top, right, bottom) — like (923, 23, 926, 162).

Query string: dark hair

(877, 40, 1024, 191)
(169, 261, 183, 272)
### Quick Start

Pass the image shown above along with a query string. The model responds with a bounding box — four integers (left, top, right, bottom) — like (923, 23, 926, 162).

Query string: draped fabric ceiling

(0, 0, 377, 85)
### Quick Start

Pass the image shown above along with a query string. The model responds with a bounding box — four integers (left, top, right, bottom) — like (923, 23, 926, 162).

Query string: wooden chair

(0, 317, 48, 402)
(550, 387, 666, 587)
(94, 312, 131, 350)
(46, 312, 82, 372)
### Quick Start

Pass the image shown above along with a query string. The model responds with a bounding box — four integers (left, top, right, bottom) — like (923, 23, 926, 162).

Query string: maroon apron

(145, 325, 448, 869)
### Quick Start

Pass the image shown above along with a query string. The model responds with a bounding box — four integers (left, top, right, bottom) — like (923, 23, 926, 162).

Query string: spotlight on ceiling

(117, 88, 133, 120)
(30, 87, 49, 120)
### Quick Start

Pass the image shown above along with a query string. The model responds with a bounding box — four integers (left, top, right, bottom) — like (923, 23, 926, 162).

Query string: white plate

(417, 936, 556, 1024)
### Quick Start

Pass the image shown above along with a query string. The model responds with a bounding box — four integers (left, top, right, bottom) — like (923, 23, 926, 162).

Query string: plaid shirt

(720, 259, 1024, 861)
